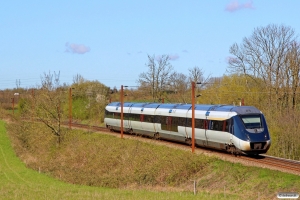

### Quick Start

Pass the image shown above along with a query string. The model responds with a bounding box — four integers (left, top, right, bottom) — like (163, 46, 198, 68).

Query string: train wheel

(231, 147, 240, 157)
(231, 146, 236, 156)
(186, 138, 192, 146)
(129, 129, 134, 135)
(153, 133, 160, 140)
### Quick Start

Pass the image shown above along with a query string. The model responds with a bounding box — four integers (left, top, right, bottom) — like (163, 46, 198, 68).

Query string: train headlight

(265, 134, 267, 139)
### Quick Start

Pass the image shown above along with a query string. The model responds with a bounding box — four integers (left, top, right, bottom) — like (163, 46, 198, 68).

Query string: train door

(228, 118, 234, 145)
(123, 106, 130, 130)
(159, 115, 175, 139)
(230, 117, 242, 150)
(128, 106, 133, 130)
(119, 103, 134, 131)
(161, 115, 171, 131)
(204, 119, 209, 146)
(162, 115, 180, 133)
(169, 116, 179, 133)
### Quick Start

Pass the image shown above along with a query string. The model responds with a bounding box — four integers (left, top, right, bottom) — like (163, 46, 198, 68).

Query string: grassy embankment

(1, 120, 300, 199)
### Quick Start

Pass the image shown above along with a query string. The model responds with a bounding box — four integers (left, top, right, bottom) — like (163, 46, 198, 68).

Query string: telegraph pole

(191, 81, 195, 153)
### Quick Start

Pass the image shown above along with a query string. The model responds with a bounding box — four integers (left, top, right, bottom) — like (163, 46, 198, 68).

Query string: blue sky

(1, 1, 300, 90)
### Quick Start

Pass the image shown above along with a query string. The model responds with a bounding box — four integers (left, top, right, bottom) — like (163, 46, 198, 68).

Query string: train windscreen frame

(239, 114, 262, 129)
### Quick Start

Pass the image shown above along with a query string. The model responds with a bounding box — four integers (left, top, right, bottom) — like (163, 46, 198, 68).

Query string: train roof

(107, 102, 262, 115)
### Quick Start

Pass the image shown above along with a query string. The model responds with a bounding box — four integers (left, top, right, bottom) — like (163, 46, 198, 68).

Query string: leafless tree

(33, 71, 65, 144)
(228, 24, 298, 109)
(73, 74, 86, 85)
(284, 41, 300, 109)
(137, 55, 174, 101)
(188, 66, 211, 97)
(188, 66, 204, 83)
(168, 72, 189, 103)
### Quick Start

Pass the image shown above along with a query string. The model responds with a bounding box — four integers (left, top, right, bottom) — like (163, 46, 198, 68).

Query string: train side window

(218, 121, 224, 131)
(225, 118, 233, 133)
(114, 112, 120, 119)
(144, 115, 153, 123)
(178, 117, 186, 126)
(134, 113, 138, 121)
(195, 119, 204, 129)
(211, 120, 224, 131)
(105, 111, 114, 118)
(223, 120, 227, 132)
(144, 115, 148, 122)
(186, 118, 192, 127)
(160, 116, 167, 125)
(130, 113, 135, 121)
(131, 114, 135, 121)
(135, 114, 140, 121)
(172, 117, 178, 126)
(210, 121, 214, 130)
(154, 115, 161, 123)
(149, 115, 154, 123)
(130, 114, 134, 121)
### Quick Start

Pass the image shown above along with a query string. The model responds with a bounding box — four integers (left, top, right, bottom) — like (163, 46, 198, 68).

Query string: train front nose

(245, 132, 271, 154)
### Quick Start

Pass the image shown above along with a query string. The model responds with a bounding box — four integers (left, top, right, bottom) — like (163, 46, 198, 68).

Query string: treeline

(0, 24, 299, 160)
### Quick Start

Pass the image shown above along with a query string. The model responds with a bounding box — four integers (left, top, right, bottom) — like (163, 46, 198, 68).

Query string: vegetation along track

(70, 122, 300, 176)
(241, 154, 300, 175)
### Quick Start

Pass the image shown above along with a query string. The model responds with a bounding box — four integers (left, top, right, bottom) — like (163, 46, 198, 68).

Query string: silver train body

(104, 102, 271, 155)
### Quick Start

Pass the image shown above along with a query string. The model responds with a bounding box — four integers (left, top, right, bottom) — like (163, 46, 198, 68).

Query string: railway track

(70, 123, 109, 132)
(70, 122, 300, 176)
(241, 154, 300, 175)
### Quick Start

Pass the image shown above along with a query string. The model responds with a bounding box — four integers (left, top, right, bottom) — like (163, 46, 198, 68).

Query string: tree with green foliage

(67, 79, 110, 123)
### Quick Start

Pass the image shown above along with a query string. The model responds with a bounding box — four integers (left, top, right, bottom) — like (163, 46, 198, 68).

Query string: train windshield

(240, 115, 262, 129)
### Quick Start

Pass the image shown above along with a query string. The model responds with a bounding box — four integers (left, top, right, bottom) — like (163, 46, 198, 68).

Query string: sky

(1, 1, 300, 90)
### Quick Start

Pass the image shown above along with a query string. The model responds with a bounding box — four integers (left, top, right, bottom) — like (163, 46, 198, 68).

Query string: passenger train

(104, 102, 271, 155)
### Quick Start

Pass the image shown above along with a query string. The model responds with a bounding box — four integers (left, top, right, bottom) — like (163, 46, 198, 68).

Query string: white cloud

(225, 0, 254, 12)
(168, 54, 179, 61)
(155, 54, 180, 62)
(65, 42, 90, 54)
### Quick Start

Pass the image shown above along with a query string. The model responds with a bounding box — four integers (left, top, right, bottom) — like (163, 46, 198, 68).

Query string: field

(1, 120, 300, 199)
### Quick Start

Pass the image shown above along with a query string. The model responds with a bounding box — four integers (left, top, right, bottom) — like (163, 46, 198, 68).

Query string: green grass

(1, 120, 300, 200)
(0, 120, 240, 200)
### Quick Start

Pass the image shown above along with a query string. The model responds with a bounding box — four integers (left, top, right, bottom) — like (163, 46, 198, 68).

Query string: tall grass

(2, 120, 300, 199)
(0, 120, 236, 200)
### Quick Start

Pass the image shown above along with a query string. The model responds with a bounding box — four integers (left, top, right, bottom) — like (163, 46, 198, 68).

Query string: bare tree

(137, 55, 174, 101)
(188, 66, 211, 98)
(73, 74, 85, 85)
(188, 66, 204, 83)
(33, 71, 65, 144)
(228, 24, 298, 108)
(284, 41, 300, 109)
(168, 72, 189, 103)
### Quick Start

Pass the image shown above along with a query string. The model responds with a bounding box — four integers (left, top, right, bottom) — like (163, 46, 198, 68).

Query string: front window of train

(240, 114, 263, 129)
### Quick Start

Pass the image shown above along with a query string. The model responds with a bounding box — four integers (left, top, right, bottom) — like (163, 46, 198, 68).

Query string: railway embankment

(3, 120, 300, 200)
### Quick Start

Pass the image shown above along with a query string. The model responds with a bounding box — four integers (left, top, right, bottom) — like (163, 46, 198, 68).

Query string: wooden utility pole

(191, 81, 195, 153)
(121, 85, 124, 138)
(69, 88, 73, 129)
